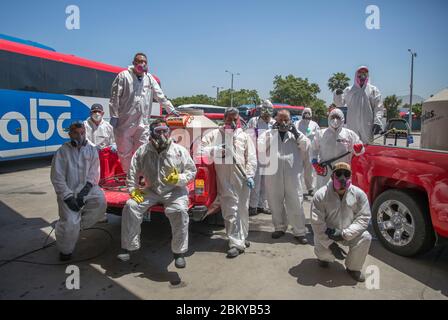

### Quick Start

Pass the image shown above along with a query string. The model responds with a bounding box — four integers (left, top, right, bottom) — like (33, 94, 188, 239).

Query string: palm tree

(384, 95, 402, 120)
(328, 72, 350, 93)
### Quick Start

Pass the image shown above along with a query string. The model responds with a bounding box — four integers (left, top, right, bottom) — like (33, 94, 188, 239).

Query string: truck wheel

(372, 189, 435, 257)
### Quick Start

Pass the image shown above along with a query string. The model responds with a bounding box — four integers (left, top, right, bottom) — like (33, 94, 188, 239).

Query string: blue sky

(1, 0, 447, 104)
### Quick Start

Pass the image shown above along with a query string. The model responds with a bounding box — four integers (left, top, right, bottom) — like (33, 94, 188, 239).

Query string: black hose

(0, 227, 114, 268)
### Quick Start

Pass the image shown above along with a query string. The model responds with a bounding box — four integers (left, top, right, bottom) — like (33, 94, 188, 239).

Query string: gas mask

(91, 113, 103, 122)
(150, 125, 171, 151)
(275, 121, 291, 132)
(302, 112, 312, 121)
(332, 170, 352, 191)
(260, 107, 272, 119)
(70, 134, 87, 148)
(135, 63, 148, 74)
(356, 70, 369, 87)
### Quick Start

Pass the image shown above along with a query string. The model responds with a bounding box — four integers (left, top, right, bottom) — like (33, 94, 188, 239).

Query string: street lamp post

(225, 70, 240, 108)
(212, 85, 224, 104)
(408, 49, 417, 130)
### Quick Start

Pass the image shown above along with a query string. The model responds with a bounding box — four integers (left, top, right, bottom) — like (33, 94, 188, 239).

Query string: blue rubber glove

(110, 144, 117, 153)
(110, 117, 119, 128)
(246, 177, 255, 189)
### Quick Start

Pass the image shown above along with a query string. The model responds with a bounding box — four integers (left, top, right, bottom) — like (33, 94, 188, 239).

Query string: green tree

(327, 72, 350, 92)
(309, 99, 327, 121)
(217, 89, 260, 107)
(171, 94, 215, 107)
(383, 95, 402, 120)
(270, 75, 320, 106)
(412, 103, 423, 118)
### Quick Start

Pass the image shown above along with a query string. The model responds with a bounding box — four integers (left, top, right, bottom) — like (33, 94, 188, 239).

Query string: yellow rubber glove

(130, 189, 145, 204)
(163, 167, 179, 185)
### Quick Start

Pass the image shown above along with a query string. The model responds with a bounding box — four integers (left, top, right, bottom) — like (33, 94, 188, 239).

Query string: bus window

(0, 51, 10, 88)
(2, 51, 46, 92)
(96, 70, 117, 98)
(43, 59, 98, 97)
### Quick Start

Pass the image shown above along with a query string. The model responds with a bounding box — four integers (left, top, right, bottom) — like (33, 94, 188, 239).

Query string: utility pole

(408, 49, 417, 130)
(225, 70, 240, 108)
(212, 85, 224, 104)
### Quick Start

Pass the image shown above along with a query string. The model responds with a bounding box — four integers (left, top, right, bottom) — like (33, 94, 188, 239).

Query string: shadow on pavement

(289, 259, 357, 288)
(0, 155, 53, 174)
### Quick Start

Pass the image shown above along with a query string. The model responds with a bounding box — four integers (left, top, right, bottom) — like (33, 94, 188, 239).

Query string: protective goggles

(153, 125, 170, 135)
(334, 169, 351, 178)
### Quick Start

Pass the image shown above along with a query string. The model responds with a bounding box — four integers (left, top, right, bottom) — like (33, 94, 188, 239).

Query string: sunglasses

(334, 170, 351, 178)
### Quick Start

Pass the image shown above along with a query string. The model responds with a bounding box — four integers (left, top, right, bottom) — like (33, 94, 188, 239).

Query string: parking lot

(0, 152, 447, 300)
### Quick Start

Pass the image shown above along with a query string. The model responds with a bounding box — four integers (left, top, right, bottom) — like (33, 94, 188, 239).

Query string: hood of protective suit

(354, 66, 369, 88)
(302, 107, 312, 118)
(328, 108, 345, 131)
(261, 100, 273, 108)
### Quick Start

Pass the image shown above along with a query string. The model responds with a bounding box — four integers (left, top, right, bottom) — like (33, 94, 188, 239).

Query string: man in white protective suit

(117, 119, 196, 269)
(201, 107, 257, 259)
(50, 122, 107, 261)
(108, 52, 179, 173)
(311, 162, 372, 282)
(333, 66, 384, 143)
(259, 109, 310, 245)
(295, 107, 320, 198)
(246, 99, 276, 216)
(312, 108, 365, 190)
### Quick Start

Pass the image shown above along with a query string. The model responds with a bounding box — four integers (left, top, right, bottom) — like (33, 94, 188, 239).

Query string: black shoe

(308, 189, 314, 197)
(249, 207, 259, 216)
(59, 252, 72, 262)
(227, 247, 244, 258)
(346, 268, 366, 282)
(317, 260, 330, 268)
(173, 253, 186, 269)
(295, 235, 308, 245)
(271, 231, 285, 239)
(245, 240, 251, 248)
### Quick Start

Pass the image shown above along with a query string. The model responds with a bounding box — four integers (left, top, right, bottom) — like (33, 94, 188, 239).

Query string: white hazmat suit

(259, 129, 310, 237)
(246, 116, 275, 209)
(84, 118, 115, 149)
(109, 66, 176, 173)
(295, 108, 320, 192)
(333, 66, 384, 143)
(121, 141, 196, 254)
(201, 127, 257, 250)
(311, 180, 372, 271)
(50, 142, 107, 254)
(313, 109, 364, 189)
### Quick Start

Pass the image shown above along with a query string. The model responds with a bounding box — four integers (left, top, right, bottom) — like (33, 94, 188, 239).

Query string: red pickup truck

(352, 144, 448, 256)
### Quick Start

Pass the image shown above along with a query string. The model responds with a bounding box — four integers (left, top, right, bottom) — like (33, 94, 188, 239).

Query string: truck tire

(372, 189, 435, 257)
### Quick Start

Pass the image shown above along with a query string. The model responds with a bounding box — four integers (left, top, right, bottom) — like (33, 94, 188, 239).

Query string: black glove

(373, 124, 383, 135)
(325, 228, 344, 242)
(76, 182, 93, 208)
(289, 124, 301, 140)
(64, 196, 81, 212)
(329, 242, 347, 260)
